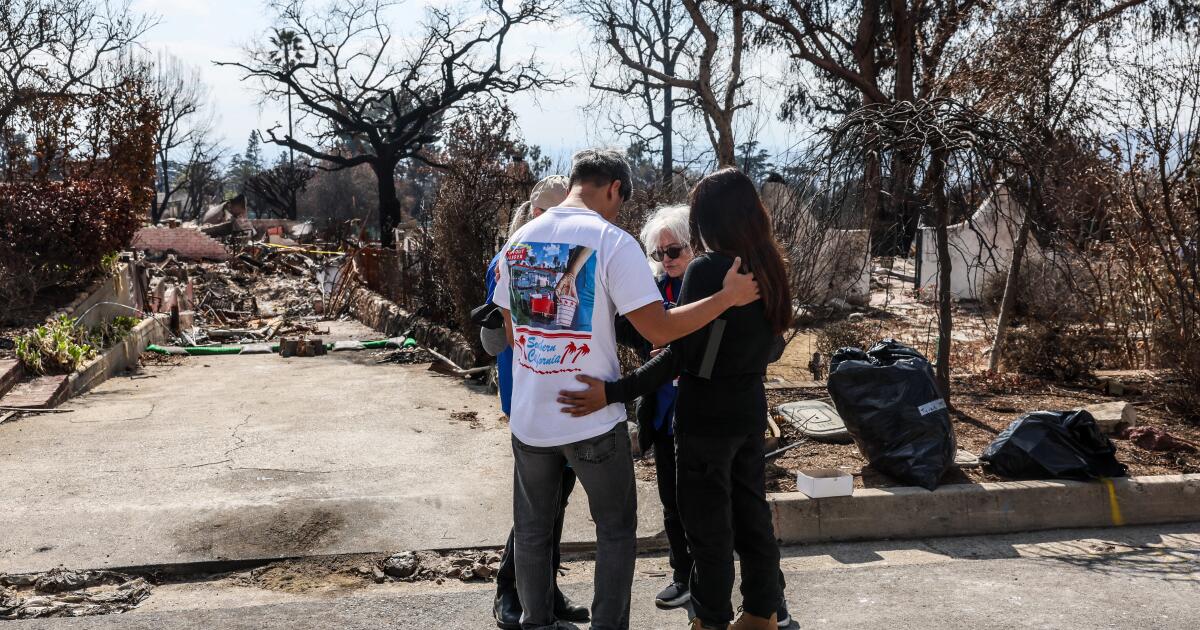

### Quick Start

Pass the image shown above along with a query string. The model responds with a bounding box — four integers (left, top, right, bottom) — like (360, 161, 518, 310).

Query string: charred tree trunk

(990, 181, 1036, 372)
(662, 82, 674, 188)
(928, 147, 953, 405)
(863, 153, 881, 235)
(374, 159, 402, 249)
(714, 113, 736, 167)
(152, 156, 170, 224)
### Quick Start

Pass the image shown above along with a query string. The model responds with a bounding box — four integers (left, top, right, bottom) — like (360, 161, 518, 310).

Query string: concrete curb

(770, 474, 1200, 544)
(68, 314, 170, 398)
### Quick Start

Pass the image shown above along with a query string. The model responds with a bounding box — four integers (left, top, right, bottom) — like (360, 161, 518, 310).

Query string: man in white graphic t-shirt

(494, 149, 759, 630)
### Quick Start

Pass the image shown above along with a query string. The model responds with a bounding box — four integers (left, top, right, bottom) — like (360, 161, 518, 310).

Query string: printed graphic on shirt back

(506, 241, 596, 374)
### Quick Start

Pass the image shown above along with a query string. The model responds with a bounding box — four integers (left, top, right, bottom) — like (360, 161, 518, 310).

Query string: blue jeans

(511, 424, 637, 630)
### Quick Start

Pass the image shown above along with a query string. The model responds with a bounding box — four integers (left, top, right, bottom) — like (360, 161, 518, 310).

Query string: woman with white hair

(614, 204, 697, 610)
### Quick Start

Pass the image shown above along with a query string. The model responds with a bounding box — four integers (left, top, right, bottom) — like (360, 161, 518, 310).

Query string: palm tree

(269, 28, 304, 218)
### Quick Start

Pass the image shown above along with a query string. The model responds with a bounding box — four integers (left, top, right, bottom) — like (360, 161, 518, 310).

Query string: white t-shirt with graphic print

(494, 205, 662, 447)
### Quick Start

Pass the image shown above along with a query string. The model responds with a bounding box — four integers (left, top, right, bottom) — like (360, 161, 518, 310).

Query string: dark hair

(688, 167, 792, 334)
(568, 148, 632, 201)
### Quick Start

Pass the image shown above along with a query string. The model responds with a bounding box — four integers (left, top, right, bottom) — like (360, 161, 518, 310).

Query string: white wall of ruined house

(916, 183, 1043, 302)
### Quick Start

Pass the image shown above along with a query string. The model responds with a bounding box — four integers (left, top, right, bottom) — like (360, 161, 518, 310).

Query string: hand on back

(722, 256, 760, 306)
(558, 375, 607, 417)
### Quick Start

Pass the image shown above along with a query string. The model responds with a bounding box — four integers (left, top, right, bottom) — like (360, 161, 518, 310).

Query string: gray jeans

(512, 424, 637, 630)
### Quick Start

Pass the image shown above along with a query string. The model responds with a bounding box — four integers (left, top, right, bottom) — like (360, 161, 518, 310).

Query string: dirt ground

(633, 281, 1200, 493)
(755, 371, 1200, 493)
(743, 262, 1199, 492)
(0, 283, 88, 361)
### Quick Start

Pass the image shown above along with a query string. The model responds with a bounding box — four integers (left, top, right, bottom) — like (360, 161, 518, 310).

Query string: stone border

(67, 314, 170, 398)
(770, 474, 1200, 544)
(345, 285, 477, 369)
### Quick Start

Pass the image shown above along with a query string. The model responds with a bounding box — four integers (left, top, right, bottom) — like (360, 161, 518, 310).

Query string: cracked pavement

(0, 319, 663, 574)
(8, 524, 1200, 629)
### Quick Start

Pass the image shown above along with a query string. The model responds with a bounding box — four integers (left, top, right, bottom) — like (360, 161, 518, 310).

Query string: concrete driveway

(0, 321, 662, 574)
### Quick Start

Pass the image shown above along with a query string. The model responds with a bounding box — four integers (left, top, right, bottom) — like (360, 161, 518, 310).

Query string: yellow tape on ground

(258, 242, 346, 256)
(1102, 477, 1125, 526)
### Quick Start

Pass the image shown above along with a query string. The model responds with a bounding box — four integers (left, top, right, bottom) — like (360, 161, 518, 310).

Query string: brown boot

(730, 611, 778, 630)
(690, 617, 727, 630)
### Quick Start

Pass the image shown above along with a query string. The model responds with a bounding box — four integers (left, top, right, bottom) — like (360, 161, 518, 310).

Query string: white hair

(639, 204, 691, 276)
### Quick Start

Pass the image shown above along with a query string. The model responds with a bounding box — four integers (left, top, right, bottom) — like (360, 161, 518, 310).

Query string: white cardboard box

(796, 468, 853, 499)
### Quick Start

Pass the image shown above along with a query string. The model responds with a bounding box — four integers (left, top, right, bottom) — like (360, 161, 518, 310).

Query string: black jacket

(609, 253, 785, 436)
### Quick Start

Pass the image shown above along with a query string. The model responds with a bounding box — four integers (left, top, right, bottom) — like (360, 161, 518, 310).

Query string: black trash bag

(981, 410, 1127, 480)
(827, 339, 956, 490)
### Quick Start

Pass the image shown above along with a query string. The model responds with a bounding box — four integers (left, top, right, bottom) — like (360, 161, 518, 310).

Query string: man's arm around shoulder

(624, 256, 758, 347)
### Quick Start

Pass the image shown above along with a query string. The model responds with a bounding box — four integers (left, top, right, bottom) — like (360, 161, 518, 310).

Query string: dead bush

(981, 259, 1083, 321)
(1152, 324, 1200, 423)
(425, 102, 538, 362)
(1100, 55, 1200, 420)
(1003, 322, 1115, 381)
(815, 319, 885, 356)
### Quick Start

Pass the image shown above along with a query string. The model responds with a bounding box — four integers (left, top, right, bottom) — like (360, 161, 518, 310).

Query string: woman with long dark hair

(560, 167, 792, 629)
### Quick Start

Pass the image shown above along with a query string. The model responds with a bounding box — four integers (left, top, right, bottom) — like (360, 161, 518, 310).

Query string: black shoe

(777, 599, 791, 628)
(493, 587, 522, 630)
(554, 589, 590, 623)
(654, 580, 691, 609)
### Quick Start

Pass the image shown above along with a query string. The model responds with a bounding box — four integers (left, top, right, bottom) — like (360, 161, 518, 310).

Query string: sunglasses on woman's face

(650, 244, 689, 262)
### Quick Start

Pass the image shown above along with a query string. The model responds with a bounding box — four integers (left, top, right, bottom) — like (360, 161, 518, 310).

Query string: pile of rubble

(376, 550, 500, 583)
(0, 569, 152, 619)
(144, 242, 341, 346)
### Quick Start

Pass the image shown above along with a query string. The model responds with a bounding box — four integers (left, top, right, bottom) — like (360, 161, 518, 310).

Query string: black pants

(496, 466, 577, 593)
(653, 427, 692, 584)
(676, 429, 781, 624)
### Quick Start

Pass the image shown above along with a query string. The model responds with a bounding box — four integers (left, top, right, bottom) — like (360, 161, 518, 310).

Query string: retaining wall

(346, 285, 477, 369)
(68, 314, 171, 397)
(54, 262, 146, 330)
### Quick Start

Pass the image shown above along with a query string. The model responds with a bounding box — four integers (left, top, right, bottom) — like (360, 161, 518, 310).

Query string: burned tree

(0, 0, 153, 133)
(181, 155, 226, 221)
(245, 155, 316, 220)
(219, 0, 561, 247)
(581, 0, 697, 184)
(724, 0, 1170, 254)
(828, 99, 1027, 402)
(586, 0, 748, 167)
(148, 54, 218, 223)
(426, 101, 538, 356)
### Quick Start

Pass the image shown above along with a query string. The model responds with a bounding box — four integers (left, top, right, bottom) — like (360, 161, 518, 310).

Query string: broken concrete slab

(953, 449, 982, 468)
(1080, 401, 1137, 434)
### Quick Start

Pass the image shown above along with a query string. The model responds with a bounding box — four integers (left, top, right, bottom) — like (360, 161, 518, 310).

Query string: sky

(132, 0, 799, 167)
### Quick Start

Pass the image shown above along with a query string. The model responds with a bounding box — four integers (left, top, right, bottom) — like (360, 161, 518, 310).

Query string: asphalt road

(10, 523, 1200, 629)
